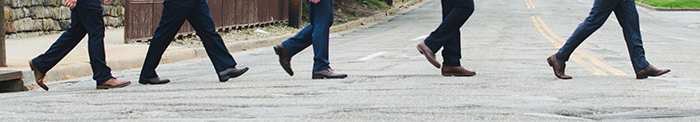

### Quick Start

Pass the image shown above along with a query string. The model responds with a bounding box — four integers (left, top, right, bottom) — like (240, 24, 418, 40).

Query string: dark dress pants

(423, 0, 475, 66)
(140, 0, 237, 78)
(281, 0, 334, 72)
(31, 0, 113, 85)
(555, 0, 649, 72)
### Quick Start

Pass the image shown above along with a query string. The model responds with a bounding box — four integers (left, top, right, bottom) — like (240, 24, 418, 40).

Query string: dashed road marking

(411, 35, 429, 41)
(358, 51, 388, 61)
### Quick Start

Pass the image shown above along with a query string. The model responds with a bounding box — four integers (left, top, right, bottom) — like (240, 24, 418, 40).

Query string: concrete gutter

(19, 0, 424, 90)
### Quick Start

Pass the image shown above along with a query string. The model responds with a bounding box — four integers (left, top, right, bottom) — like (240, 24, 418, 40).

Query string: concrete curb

(636, 2, 700, 11)
(20, 0, 425, 90)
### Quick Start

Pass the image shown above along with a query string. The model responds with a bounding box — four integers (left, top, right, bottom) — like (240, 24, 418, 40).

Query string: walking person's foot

(547, 54, 572, 79)
(312, 68, 348, 79)
(417, 42, 441, 68)
(139, 77, 170, 85)
(274, 44, 294, 76)
(97, 78, 131, 89)
(29, 60, 48, 91)
(218, 67, 249, 82)
(441, 66, 476, 76)
(635, 65, 670, 79)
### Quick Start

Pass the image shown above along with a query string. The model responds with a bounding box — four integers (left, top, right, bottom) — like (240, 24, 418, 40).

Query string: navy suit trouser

(31, 0, 113, 86)
(140, 0, 237, 78)
(282, 0, 334, 72)
(556, 0, 649, 72)
(423, 0, 475, 66)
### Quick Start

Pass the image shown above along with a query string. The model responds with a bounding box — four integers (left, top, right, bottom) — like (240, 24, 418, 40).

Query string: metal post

(288, 0, 302, 28)
(1, 0, 6, 67)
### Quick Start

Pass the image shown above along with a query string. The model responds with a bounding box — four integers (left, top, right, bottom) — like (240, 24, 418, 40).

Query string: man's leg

(282, 24, 314, 56)
(614, 0, 649, 72)
(139, 0, 194, 79)
(310, 0, 334, 72)
(556, 0, 617, 62)
(423, 0, 474, 53)
(31, 9, 88, 75)
(29, 4, 88, 90)
(440, 0, 472, 66)
(76, 0, 114, 85)
(186, 0, 236, 73)
(442, 31, 462, 66)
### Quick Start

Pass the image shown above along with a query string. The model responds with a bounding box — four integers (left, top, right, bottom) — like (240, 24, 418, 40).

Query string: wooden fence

(124, 0, 290, 43)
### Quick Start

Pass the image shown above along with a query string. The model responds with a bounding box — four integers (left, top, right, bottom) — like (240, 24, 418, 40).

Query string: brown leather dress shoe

(218, 67, 249, 82)
(312, 68, 348, 79)
(274, 44, 294, 76)
(97, 78, 131, 89)
(441, 66, 476, 76)
(417, 42, 441, 68)
(547, 54, 572, 79)
(635, 65, 670, 79)
(29, 60, 49, 91)
(139, 77, 170, 85)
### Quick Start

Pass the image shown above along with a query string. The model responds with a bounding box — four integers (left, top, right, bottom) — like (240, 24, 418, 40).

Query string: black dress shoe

(274, 44, 294, 76)
(312, 68, 347, 79)
(218, 67, 249, 82)
(139, 77, 170, 85)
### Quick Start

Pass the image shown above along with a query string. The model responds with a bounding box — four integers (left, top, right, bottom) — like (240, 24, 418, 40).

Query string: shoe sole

(312, 75, 348, 79)
(138, 81, 170, 85)
(273, 46, 294, 76)
(97, 82, 131, 90)
(138, 78, 170, 85)
(417, 46, 441, 68)
(220, 68, 250, 82)
(441, 73, 476, 77)
(29, 60, 49, 91)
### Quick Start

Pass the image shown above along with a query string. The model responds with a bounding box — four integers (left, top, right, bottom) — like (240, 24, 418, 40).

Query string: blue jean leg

(282, 0, 334, 72)
(556, 0, 618, 62)
(614, 0, 649, 71)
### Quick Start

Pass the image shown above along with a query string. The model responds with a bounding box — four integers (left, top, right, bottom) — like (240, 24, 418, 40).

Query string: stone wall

(3, 0, 124, 39)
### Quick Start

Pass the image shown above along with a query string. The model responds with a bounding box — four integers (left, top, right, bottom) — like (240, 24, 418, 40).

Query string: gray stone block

(54, 6, 71, 20)
(59, 19, 71, 30)
(12, 18, 42, 32)
(42, 19, 60, 30)
(102, 5, 121, 17)
(6, 21, 15, 33)
(48, 0, 62, 6)
(30, 6, 53, 19)
(8, 0, 31, 8)
(104, 16, 122, 27)
(5, 7, 30, 21)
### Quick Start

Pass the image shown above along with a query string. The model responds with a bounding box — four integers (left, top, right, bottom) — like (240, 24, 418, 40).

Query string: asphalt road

(2, 0, 700, 121)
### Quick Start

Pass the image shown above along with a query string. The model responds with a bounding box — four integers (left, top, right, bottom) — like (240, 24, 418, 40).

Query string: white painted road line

(358, 51, 388, 61)
(411, 35, 429, 41)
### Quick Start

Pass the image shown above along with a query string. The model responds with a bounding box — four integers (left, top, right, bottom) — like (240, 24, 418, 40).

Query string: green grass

(354, 0, 389, 8)
(639, 0, 700, 8)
